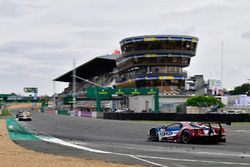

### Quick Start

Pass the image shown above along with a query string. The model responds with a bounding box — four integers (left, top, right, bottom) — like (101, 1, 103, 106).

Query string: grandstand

(55, 35, 198, 97)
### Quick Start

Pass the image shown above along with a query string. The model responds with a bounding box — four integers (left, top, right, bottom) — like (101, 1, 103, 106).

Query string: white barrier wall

(92, 112, 97, 118)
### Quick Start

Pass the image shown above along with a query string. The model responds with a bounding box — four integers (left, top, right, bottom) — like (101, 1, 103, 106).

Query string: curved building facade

(115, 35, 198, 94)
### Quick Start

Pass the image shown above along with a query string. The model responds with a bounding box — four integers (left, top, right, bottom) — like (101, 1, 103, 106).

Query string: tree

(229, 83, 250, 95)
(186, 96, 224, 108)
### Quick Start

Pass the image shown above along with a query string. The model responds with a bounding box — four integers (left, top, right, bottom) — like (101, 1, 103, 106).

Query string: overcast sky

(1, 0, 250, 95)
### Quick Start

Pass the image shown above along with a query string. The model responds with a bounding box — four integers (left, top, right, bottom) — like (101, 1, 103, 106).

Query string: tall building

(115, 35, 198, 95)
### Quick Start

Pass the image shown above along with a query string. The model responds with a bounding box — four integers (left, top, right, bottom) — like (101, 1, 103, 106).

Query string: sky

(1, 0, 250, 95)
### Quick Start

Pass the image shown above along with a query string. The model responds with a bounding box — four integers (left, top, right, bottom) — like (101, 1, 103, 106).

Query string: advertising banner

(24, 87, 38, 93)
(209, 80, 223, 95)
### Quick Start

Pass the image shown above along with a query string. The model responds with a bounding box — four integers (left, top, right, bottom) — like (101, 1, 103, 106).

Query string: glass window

(121, 40, 197, 53)
(166, 123, 183, 131)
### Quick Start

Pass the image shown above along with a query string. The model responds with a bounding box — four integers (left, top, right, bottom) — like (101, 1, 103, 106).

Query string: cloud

(241, 31, 250, 39)
(0, 41, 70, 54)
(0, 0, 44, 17)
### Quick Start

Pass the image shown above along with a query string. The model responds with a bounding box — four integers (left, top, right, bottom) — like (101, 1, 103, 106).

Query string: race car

(16, 110, 32, 121)
(148, 122, 226, 144)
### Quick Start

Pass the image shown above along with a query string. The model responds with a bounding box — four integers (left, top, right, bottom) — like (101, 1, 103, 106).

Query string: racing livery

(148, 122, 226, 144)
(16, 110, 32, 121)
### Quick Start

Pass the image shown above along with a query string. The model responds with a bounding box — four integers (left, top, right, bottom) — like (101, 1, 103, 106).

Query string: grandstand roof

(54, 54, 118, 82)
(120, 35, 198, 46)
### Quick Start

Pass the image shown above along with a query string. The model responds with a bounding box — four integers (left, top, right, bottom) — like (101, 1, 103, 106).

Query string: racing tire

(149, 129, 159, 142)
(181, 130, 191, 144)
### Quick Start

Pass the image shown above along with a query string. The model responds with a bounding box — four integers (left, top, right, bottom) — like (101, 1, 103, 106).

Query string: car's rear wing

(193, 121, 230, 137)
(205, 122, 230, 137)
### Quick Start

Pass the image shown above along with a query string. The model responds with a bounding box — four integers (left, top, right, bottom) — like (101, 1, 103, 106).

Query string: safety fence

(102, 113, 250, 122)
(43, 109, 250, 122)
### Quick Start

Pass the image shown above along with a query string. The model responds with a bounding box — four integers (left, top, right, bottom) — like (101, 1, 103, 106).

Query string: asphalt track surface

(11, 109, 250, 167)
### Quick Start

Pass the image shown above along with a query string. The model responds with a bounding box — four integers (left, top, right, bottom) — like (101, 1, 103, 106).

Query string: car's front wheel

(149, 129, 159, 141)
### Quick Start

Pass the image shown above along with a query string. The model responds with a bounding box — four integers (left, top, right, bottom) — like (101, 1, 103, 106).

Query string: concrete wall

(186, 106, 199, 114)
(159, 95, 189, 103)
(45, 108, 105, 119)
(186, 106, 210, 114)
(129, 95, 154, 113)
(129, 95, 190, 113)
(159, 95, 189, 113)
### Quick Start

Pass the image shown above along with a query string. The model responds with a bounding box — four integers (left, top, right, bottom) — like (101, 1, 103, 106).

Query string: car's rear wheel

(181, 130, 191, 144)
(149, 129, 158, 141)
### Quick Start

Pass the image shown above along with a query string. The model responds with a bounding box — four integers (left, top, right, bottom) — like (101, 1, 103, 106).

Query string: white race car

(16, 110, 32, 121)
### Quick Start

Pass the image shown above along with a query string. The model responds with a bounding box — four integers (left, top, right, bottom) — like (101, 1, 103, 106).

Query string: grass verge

(1, 108, 11, 116)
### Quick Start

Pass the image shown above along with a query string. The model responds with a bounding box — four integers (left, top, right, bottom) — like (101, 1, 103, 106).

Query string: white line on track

(231, 130, 250, 134)
(38, 135, 250, 167)
(187, 151, 250, 158)
(136, 155, 250, 166)
(39, 136, 168, 167)
(39, 136, 111, 154)
(128, 155, 168, 167)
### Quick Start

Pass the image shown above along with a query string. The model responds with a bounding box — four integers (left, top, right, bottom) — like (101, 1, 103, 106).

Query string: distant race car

(148, 122, 226, 144)
(16, 110, 32, 121)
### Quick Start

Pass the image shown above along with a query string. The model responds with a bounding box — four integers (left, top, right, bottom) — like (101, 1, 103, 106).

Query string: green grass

(1, 108, 11, 116)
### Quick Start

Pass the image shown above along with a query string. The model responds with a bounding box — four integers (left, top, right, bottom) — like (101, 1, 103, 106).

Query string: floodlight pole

(72, 59, 76, 110)
(221, 41, 224, 89)
(72, 74, 104, 112)
(53, 81, 56, 106)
